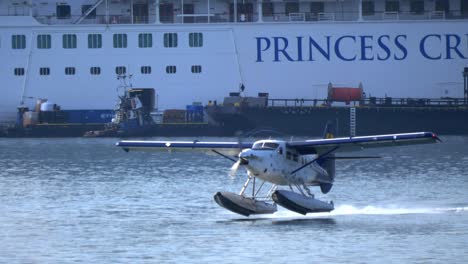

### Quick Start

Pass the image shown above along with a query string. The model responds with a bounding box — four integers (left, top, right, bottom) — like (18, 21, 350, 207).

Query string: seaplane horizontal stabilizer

(272, 190, 334, 215)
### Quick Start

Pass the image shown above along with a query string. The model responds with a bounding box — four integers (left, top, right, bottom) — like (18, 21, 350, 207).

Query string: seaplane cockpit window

(252, 142, 279, 150)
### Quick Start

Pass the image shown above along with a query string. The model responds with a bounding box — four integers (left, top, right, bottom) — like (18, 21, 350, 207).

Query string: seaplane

(115, 125, 440, 216)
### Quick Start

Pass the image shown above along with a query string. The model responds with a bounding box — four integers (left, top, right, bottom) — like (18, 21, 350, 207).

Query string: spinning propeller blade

(229, 159, 241, 177)
(228, 131, 248, 177)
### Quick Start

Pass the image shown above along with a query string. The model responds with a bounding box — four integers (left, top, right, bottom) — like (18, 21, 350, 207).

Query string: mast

(19, 32, 34, 107)
(464, 68, 468, 105)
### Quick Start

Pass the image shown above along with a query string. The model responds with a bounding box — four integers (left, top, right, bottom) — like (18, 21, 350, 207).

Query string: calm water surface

(0, 136, 467, 263)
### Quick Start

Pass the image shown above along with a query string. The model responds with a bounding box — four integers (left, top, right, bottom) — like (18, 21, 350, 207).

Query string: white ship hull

(1, 1, 467, 123)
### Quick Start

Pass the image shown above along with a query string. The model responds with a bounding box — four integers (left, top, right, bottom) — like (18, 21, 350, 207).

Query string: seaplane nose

(239, 149, 255, 164)
(239, 149, 251, 159)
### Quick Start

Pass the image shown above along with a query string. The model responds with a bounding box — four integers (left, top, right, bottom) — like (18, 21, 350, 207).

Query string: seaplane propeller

(116, 128, 440, 217)
(230, 147, 257, 177)
(210, 148, 248, 177)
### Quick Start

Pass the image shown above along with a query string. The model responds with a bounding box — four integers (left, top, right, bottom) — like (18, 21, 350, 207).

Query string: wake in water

(330, 204, 468, 215)
(243, 204, 468, 221)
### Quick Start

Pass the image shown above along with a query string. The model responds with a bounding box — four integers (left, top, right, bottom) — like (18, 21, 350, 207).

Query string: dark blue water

(1, 136, 467, 263)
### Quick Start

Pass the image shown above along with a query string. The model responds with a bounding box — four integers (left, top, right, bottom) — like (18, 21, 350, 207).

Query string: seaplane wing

(287, 132, 440, 155)
(116, 140, 253, 155)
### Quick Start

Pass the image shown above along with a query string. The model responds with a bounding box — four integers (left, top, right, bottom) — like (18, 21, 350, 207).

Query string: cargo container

(327, 83, 363, 104)
(163, 109, 186, 123)
(186, 104, 204, 123)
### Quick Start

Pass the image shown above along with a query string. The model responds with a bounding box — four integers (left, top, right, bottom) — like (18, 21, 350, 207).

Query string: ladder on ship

(350, 107, 356, 137)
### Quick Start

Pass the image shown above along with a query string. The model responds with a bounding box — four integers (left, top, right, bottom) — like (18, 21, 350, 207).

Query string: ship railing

(33, 15, 153, 25)
(28, 10, 468, 25)
(176, 14, 215, 24)
(268, 98, 467, 108)
(430, 11, 446, 20)
(269, 99, 328, 108)
(382, 11, 399, 20)
(364, 10, 458, 21)
(361, 97, 468, 107)
(6, 5, 30, 16)
(263, 11, 356, 22)
(318, 13, 335, 21)
(289, 13, 305, 22)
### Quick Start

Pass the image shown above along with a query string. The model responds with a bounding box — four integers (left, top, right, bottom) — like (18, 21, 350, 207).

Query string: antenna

(464, 67, 468, 105)
(116, 72, 134, 95)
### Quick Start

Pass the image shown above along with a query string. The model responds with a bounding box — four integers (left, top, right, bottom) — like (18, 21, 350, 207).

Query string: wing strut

(211, 149, 237, 162)
(290, 146, 339, 175)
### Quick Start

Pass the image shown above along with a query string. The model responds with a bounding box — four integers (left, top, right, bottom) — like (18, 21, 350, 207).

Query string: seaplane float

(116, 126, 440, 216)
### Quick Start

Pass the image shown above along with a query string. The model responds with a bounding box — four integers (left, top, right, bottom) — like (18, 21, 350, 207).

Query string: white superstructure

(1, 0, 467, 123)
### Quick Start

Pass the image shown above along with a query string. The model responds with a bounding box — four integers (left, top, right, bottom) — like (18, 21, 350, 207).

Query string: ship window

(189, 33, 203, 47)
(362, 1, 375, 16)
(37, 34, 51, 49)
(65, 67, 76, 75)
(262, 2, 274, 17)
(113, 34, 127, 48)
(115, 66, 126, 75)
(286, 151, 292, 160)
(56, 5, 71, 19)
(82, 5, 97, 19)
(63, 34, 77, 49)
(435, 0, 450, 13)
(410, 0, 425, 14)
(166, 65, 176, 74)
(90, 67, 101, 75)
(39, 67, 50, 76)
(141, 66, 152, 74)
(14, 68, 25, 76)
(385, 1, 400, 12)
(88, 34, 102, 49)
(462, 0, 468, 17)
(138, 33, 152, 48)
(285, 2, 299, 15)
(12, 35, 26, 49)
(164, 33, 178, 48)
(310, 2, 324, 14)
(191, 65, 202, 74)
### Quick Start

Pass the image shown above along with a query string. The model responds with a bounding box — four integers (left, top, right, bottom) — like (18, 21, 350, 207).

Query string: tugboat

(85, 74, 156, 137)
(85, 74, 231, 137)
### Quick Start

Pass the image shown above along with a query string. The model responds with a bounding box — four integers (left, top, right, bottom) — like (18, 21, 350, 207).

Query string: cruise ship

(1, 0, 467, 124)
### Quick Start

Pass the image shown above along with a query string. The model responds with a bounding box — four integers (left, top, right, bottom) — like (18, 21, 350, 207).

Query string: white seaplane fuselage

(239, 140, 329, 186)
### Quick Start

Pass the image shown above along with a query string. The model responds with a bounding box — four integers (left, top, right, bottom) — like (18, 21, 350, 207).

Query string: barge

(206, 78, 468, 137)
